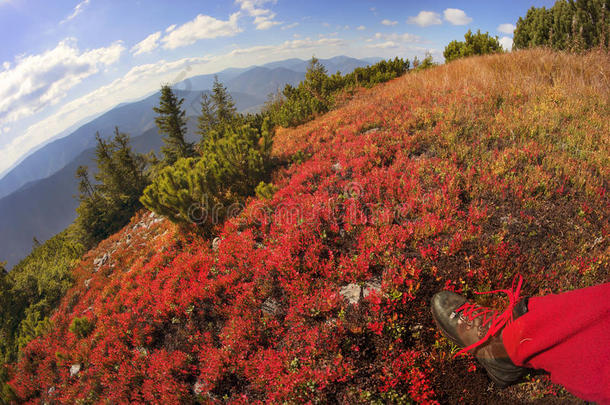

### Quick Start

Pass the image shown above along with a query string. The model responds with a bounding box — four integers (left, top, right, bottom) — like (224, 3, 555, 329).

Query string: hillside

(0, 56, 373, 269)
(7, 49, 609, 404)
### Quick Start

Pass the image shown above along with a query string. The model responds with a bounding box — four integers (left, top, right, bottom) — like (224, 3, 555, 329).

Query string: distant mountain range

(0, 56, 376, 268)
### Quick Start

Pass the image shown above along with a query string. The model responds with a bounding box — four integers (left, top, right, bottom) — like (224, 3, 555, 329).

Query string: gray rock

(212, 237, 221, 252)
(84, 278, 92, 289)
(48, 386, 55, 395)
(70, 363, 81, 377)
(363, 127, 380, 135)
(194, 379, 205, 395)
(339, 283, 362, 305)
(261, 298, 282, 317)
(340, 278, 382, 304)
(331, 162, 343, 172)
(93, 253, 109, 272)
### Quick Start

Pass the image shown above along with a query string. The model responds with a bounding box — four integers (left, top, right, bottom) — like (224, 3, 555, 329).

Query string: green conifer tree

(514, 0, 609, 50)
(154, 85, 195, 165)
(443, 30, 503, 62)
(211, 76, 237, 126)
(75, 129, 148, 246)
(197, 92, 218, 139)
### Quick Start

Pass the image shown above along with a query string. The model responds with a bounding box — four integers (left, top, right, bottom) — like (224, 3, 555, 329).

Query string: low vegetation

(266, 57, 411, 127)
(4, 48, 608, 404)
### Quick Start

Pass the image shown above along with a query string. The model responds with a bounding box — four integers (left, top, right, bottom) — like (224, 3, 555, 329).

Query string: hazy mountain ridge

(0, 56, 374, 268)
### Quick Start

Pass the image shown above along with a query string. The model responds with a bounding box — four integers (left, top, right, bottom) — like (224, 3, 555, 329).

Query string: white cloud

(381, 19, 397, 26)
(407, 11, 442, 27)
(498, 23, 516, 34)
(0, 55, 208, 175)
(373, 32, 421, 42)
(282, 22, 299, 30)
(228, 37, 345, 58)
(162, 13, 242, 49)
(371, 41, 399, 49)
(357, 25, 366, 31)
(2, 61, 9, 70)
(60, 0, 90, 24)
(0, 38, 124, 129)
(236, 0, 281, 30)
(499, 36, 513, 51)
(443, 8, 472, 25)
(0, 36, 352, 174)
(131, 31, 162, 56)
(165, 24, 177, 33)
(366, 32, 422, 51)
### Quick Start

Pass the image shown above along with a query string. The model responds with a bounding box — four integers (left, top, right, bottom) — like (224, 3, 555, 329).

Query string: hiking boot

(430, 277, 530, 387)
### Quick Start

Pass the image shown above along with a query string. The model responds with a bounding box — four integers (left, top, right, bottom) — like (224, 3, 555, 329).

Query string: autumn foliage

(7, 49, 609, 404)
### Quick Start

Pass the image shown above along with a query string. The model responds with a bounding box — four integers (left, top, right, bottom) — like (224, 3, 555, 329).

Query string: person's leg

(502, 282, 610, 404)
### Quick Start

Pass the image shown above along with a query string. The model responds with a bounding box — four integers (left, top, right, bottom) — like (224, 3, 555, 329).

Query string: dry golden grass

(274, 48, 609, 158)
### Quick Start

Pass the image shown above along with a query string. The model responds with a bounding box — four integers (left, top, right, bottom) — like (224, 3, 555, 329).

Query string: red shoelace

(454, 274, 524, 357)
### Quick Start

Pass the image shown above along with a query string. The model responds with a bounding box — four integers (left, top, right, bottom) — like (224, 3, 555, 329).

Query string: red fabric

(502, 282, 610, 404)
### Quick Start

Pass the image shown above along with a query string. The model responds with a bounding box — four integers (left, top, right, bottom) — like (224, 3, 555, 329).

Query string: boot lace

(454, 274, 523, 357)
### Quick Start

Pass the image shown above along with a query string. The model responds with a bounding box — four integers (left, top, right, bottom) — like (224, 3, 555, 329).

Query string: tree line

(514, 0, 609, 51)
(443, 0, 609, 64)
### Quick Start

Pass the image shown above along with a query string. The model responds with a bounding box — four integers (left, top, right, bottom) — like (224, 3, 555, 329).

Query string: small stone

(363, 127, 380, 135)
(48, 386, 55, 395)
(261, 298, 282, 317)
(212, 237, 221, 252)
(84, 278, 92, 289)
(93, 253, 109, 272)
(193, 380, 205, 395)
(70, 363, 81, 377)
(339, 283, 362, 305)
(331, 162, 342, 172)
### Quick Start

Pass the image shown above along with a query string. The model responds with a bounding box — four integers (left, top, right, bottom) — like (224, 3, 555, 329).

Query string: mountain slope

(10, 49, 608, 403)
(225, 67, 304, 100)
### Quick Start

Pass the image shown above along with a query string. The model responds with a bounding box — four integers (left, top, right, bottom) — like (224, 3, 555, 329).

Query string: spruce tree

(75, 129, 148, 246)
(197, 92, 217, 138)
(154, 85, 195, 165)
(211, 76, 236, 126)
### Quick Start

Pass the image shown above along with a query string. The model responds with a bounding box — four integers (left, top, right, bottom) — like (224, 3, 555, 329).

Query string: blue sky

(0, 0, 556, 175)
